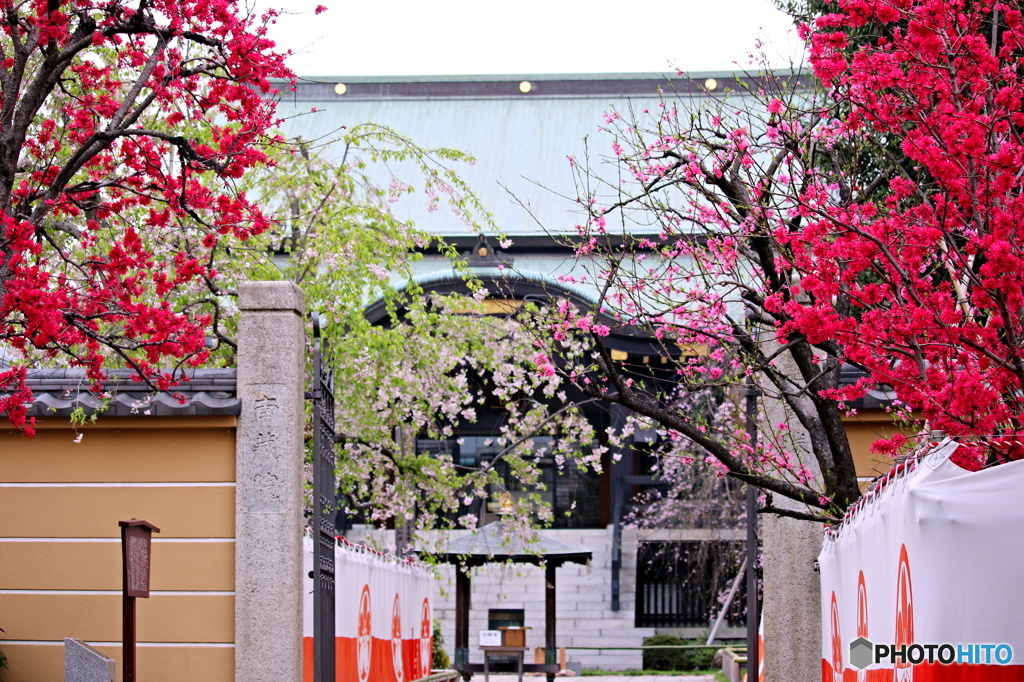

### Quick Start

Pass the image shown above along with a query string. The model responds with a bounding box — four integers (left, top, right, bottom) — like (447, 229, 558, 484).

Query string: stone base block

(64, 639, 114, 682)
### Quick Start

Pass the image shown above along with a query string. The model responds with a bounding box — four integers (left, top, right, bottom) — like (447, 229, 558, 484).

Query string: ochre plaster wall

(0, 416, 237, 681)
(842, 410, 917, 481)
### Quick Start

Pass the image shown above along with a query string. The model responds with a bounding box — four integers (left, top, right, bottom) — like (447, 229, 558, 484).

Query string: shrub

(689, 645, 715, 670)
(432, 619, 450, 670)
(642, 634, 687, 671)
(642, 634, 718, 672)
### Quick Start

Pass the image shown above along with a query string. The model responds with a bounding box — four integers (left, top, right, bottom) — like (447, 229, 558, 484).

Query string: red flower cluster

(0, 0, 293, 430)
(783, 0, 1024, 440)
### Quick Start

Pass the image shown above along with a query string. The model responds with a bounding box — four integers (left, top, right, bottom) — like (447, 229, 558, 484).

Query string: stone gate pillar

(762, 514, 822, 682)
(235, 282, 306, 682)
(757, 344, 824, 682)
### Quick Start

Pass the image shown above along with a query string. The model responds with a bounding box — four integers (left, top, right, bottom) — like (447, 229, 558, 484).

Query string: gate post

(309, 312, 336, 682)
(235, 281, 306, 682)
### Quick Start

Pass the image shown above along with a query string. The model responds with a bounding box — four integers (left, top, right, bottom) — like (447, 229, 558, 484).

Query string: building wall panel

(0, 418, 237, 682)
(0, 485, 235, 538)
(0, 593, 234, 642)
(0, 540, 234, 591)
(0, 417, 236, 482)
(2, 642, 233, 682)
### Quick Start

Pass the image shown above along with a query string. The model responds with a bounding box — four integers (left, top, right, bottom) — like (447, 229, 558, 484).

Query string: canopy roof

(427, 521, 592, 568)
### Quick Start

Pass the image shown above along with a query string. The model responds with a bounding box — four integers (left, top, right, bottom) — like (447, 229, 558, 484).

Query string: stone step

(558, 627, 655, 643)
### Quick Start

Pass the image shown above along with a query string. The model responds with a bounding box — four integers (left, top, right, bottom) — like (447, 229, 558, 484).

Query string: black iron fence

(635, 540, 748, 628)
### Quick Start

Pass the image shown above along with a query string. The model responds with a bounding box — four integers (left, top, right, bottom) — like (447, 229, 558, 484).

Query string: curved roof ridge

(403, 267, 601, 306)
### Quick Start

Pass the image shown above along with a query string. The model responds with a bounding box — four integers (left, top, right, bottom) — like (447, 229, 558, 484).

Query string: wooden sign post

(119, 519, 160, 682)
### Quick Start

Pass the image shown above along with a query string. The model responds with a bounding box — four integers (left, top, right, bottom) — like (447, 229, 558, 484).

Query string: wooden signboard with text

(119, 519, 160, 682)
(121, 520, 158, 597)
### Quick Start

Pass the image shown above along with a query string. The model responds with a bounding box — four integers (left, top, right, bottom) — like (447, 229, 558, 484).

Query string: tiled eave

(5, 368, 240, 418)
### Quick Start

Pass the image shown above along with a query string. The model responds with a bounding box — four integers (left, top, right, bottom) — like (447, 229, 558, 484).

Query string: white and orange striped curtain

(303, 538, 434, 682)
(819, 442, 1024, 682)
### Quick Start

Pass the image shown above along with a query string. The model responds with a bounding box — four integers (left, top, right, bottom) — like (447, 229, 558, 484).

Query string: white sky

(255, 0, 807, 77)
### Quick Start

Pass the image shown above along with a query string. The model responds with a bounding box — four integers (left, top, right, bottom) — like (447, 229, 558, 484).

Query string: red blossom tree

(784, 0, 1024, 453)
(535, 0, 1024, 520)
(0, 0, 292, 432)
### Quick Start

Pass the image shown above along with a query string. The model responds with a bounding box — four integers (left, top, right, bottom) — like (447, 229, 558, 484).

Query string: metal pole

(455, 567, 471, 672)
(745, 378, 760, 682)
(123, 595, 135, 682)
(545, 563, 557, 682)
(610, 477, 623, 612)
(706, 556, 746, 646)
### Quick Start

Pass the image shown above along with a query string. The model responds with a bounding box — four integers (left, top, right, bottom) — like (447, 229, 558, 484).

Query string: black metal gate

(310, 313, 336, 682)
(635, 541, 747, 628)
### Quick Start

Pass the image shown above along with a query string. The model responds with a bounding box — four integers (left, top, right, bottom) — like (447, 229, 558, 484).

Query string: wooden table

(479, 646, 529, 682)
